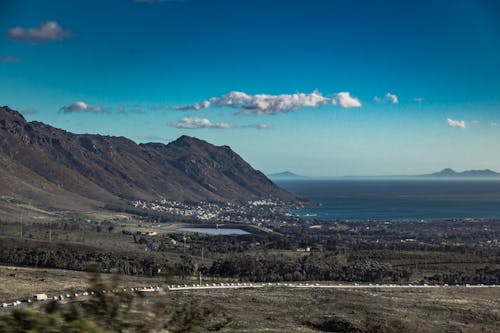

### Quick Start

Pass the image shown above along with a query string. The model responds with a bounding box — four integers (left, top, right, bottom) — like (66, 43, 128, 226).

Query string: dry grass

(161, 287, 500, 332)
(0, 265, 162, 302)
(1, 265, 499, 332)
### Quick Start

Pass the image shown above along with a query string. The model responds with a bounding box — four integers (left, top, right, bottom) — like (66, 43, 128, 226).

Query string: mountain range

(0, 106, 297, 214)
(424, 168, 500, 177)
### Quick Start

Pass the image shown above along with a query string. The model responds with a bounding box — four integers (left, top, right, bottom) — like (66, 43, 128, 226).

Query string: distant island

(423, 168, 500, 177)
(268, 171, 307, 180)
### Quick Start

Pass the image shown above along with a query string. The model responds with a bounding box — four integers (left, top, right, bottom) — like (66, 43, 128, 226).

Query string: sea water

(276, 178, 500, 221)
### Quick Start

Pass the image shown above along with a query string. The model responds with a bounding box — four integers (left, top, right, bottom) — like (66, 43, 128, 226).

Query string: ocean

(275, 178, 500, 221)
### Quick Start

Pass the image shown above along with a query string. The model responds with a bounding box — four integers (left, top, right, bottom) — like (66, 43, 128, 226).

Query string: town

(132, 198, 303, 224)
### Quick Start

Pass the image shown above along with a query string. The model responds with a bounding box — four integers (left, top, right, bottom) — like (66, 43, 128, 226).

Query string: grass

(163, 287, 500, 332)
(1, 265, 499, 332)
(0, 265, 163, 303)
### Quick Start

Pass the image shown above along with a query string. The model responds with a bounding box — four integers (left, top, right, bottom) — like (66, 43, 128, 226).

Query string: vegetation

(0, 308, 105, 333)
(0, 214, 498, 332)
(0, 266, 229, 333)
(0, 217, 498, 284)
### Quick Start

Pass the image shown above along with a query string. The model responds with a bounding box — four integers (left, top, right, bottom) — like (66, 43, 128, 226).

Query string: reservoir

(176, 227, 250, 235)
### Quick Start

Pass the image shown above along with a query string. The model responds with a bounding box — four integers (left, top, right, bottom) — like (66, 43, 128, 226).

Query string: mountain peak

(0, 106, 27, 123)
(438, 168, 458, 175)
(268, 171, 306, 180)
(169, 135, 207, 147)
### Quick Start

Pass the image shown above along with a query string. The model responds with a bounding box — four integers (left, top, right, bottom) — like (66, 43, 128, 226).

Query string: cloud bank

(173, 90, 362, 114)
(169, 117, 272, 130)
(170, 117, 234, 129)
(447, 118, 466, 129)
(8, 21, 73, 44)
(59, 101, 104, 114)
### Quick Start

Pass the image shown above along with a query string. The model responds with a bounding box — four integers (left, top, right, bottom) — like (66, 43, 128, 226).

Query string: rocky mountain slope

(0, 106, 297, 213)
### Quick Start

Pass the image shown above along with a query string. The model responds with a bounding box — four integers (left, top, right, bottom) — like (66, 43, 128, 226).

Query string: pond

(176, 227, 250, 235)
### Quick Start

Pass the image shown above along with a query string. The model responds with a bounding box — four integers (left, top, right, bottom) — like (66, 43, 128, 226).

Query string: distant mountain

(268, 171, 306, 180)
(0, 106, 298, 213)
(425, 168, 500, 177)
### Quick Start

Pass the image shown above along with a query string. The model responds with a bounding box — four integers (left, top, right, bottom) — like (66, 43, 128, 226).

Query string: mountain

(0, 106, 298, 213)
(425, 168, 500, 177)
(268, 171, 306, 180)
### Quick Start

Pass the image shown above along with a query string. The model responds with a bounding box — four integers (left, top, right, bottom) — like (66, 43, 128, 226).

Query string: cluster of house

(132, 198, 301, 224)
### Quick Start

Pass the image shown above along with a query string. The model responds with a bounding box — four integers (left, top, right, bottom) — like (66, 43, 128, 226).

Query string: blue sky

(1, 0, 500, 176)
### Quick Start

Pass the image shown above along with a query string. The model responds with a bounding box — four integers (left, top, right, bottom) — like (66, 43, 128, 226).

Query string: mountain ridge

(424, 168, 500, 177)
(0, 106, 298, 213)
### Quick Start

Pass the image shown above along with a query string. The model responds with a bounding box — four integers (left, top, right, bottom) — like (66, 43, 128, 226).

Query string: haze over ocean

(277, 179, 500, 221)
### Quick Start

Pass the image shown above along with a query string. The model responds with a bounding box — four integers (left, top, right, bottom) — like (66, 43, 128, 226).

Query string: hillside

(0, 106, 297, 214)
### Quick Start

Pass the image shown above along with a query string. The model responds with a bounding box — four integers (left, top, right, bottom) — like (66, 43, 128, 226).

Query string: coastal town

(132, 198, 303, 224)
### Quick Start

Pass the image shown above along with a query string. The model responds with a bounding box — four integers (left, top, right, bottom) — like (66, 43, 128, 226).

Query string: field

(180, 287, 500, 332)
(0, 265, 162, 302)
(1, 265, 499, 332)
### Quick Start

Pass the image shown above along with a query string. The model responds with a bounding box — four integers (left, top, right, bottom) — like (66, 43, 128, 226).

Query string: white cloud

(374, 92, 398, 104)
(173, 100, 211, 111)
(413, 97, 424, 103)
(169, 117, 234, 129)
(169, 117, 272, 130)
(491, 122, 498, 127)
(0, 55, 21, 63)
(384, 92, 398, 104)
(173, 90, 361, 114)
(59, 101, 105, 114)
(447, 118, 466, 129)
(8, 21, 73, 44)
(333, 92, 362, 108)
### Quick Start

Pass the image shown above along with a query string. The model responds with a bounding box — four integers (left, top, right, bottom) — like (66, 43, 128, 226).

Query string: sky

(1, 0, 500, 177)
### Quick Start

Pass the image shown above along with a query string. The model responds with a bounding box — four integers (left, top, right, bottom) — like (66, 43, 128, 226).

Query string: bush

(0, 308, 105, 333)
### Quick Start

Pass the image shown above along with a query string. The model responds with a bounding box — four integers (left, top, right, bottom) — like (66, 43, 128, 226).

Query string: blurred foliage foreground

(0, 265, 230, 333)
